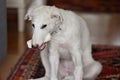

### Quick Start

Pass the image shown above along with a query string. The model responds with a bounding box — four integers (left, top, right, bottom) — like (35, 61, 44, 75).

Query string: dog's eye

(32, 24, 35, 28)
(41, 24, 47, 29)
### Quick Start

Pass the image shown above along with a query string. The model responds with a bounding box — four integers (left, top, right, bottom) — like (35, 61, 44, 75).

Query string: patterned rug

(7, 45, 120, 80)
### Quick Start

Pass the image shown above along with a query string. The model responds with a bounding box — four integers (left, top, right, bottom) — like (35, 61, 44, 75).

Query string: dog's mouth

(39, 42, 47, 50)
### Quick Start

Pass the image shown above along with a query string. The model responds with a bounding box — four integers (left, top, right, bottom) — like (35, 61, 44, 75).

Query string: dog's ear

(51, 6, 63, 23)
(25, 9, 33, 20)
(51, 14, 60, 19)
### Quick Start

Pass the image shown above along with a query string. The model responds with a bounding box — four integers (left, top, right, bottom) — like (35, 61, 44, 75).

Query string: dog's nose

(32, 44, 39, 49)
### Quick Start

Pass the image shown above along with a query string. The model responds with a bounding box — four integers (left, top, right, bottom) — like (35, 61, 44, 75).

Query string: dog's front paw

(28, 79, 38, 80)
(50, 78, 58, 80)
(28, 76, 49, 80)
(63, 76, 74, 80)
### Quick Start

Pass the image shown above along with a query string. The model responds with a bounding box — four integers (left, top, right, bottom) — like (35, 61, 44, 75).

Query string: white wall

(78, 13, 120, 45)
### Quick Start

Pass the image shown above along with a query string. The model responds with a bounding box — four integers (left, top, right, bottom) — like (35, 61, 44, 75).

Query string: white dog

(25, 6, 102, 80)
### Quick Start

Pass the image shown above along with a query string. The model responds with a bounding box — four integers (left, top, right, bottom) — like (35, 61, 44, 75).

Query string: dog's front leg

(71, 49, 83, 80)
(49, 47, 60, 80)
(40, 47, 50, 79)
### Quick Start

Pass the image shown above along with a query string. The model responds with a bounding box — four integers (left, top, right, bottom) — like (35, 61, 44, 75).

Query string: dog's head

(25, 6, 63, 50)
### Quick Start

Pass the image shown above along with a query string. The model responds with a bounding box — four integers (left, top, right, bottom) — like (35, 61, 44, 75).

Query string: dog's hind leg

(83, 49, 102, 80)
(83, 61, 102, 80)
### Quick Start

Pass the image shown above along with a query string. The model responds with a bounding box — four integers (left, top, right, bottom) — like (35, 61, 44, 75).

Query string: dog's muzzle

(27, 33, 51, 51)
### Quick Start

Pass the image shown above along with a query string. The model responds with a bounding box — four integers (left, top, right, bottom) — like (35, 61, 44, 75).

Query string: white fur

(26, 6, 102, 80)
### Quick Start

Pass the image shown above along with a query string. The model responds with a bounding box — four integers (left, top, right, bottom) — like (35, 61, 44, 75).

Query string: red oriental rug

(7, 45, 120, 80)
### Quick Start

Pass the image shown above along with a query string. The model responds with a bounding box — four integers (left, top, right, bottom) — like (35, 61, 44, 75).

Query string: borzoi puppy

(26, 6, 102, 80)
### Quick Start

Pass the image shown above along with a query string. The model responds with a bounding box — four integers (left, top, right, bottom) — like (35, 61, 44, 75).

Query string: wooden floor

(0, 8, 120, 80)
(0, 9, 31, 80)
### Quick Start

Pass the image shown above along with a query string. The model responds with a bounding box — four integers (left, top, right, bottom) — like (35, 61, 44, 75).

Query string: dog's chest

(58, 44, 72, 60)
(51, 34, 72, 59)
